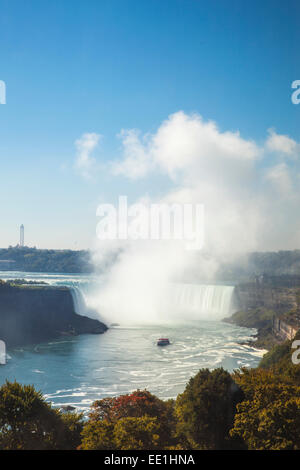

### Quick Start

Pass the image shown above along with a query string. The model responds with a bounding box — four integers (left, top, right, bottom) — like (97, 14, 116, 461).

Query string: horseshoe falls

(165, 283, 235, 321)
(70, 282, 235, 323)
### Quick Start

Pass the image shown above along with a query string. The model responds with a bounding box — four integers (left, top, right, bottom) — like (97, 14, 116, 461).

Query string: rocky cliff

(272, 316, 299, 341)
(234, 280, 297, 315)
(0, 283, 107, 347)
(225, 276, 300, 348)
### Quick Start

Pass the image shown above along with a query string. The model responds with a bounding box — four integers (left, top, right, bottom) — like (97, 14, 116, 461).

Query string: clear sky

(0, 0, 299, 249)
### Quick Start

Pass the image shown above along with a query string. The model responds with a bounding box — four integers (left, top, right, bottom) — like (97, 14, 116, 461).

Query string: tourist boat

(157, 338, 170, 346)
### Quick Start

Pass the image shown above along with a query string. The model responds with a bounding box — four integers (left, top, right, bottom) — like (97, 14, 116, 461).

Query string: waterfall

(70, 285, 104, 322)
(167, 283, 235, 320)
(70, 286, 88, 316)
(69, 281, 234, 323)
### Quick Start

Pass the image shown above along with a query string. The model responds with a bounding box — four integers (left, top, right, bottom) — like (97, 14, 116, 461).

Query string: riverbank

(224, 310, 279, 350)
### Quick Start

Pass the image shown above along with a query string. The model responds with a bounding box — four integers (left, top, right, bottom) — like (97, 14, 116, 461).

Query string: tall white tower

(20, 224, 24, 247)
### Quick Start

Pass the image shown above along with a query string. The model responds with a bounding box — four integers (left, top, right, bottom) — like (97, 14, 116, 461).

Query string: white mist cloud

(152, 112, 260, 178)
(266, 129, 299, 158)
(112, 129, 154, 179)
(87, 112, 300, 324)
(113, 112, 260, 181)
(75, 132, 102, 179)
(265, 162, 293, 196)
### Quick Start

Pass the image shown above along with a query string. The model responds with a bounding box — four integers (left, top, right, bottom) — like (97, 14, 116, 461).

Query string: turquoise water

(0, 271, 264, 412)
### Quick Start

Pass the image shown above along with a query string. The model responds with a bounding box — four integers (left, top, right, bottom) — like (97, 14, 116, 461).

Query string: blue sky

(0, 0, 299, 249)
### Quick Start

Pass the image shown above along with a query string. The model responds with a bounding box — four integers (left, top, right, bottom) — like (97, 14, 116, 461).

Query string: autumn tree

(89, 389, 172, 422)
(82, 390, 176, 449)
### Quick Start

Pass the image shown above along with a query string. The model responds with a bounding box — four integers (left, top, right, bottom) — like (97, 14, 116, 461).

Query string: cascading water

(70, 286, 88, 316)
(70, 280, 235, 323)
(69, 284, 103, 322)
(167, 283, 235, 321)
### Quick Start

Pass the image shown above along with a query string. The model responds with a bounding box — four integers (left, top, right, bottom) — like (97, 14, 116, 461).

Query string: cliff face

(272, 317, 298, 341)
(225, 278, 300, 348)
(234, 282, 297, 315)
(0, 285, 107, 347)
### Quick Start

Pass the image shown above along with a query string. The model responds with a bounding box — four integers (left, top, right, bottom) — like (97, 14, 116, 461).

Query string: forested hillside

(0, 247, 93, 273)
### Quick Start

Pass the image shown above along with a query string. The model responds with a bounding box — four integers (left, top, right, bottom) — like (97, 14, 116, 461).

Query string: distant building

(20, 224, 24, 247)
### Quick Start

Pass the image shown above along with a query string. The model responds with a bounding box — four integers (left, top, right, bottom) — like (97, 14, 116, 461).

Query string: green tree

(0, 381, 83, 450)
(175, 368, 243, 449)
(81, 420, 115, 450)
(230, 379, 300, 450)
(113, 416, 161, 450)
(81, 415, 165, 450)
(59, 410, 84, 450)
